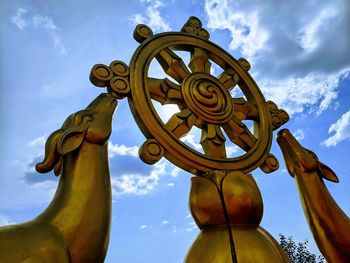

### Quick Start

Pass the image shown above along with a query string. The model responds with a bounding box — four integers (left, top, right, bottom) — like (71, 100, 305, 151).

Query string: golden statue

(89, 16, 290, 262)
(185, 171, 290, 262)
(0, 93, 117, 263)
(3, 15, 328, 263)
(277, 128, 350, 263)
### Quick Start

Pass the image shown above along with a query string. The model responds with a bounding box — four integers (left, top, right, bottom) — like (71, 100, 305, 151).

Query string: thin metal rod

(209, 175, 238, 263)
(218, 187, 238, 263)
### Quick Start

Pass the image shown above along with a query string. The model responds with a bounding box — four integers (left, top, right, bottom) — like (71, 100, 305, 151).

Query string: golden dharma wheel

(90, 16, 289, 175)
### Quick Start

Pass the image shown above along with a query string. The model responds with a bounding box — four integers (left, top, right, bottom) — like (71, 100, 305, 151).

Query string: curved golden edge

(128, 32, 273, 175)
(277, 128, 350, 262)
(0, 93, 116, 263)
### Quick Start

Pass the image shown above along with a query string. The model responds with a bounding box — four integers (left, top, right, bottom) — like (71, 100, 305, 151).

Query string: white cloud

(156, 104, 179, 123)
(204, 0, 350, 116)
(11, 8, 27, 30)
(298, 7, 338, 52)
(131, 0, 171, 32)
(29, 180, 58, 199)
(108, 142, 139, 158)
(171, 222, 197, 234)
(18, 136, 47, 177)
(26, 135, 46, 148)
(180, 134, 202, 151)
(260, 65, 349, 116)
(111, 173, 158, 196)
(26, 135, 47, 157)
(181, 134, 239, 157)
(111, 159, 167, 196)
(140, 224, 148, 229)
(11, 8, 67, 55)
(205, 2, 268, 59)
(226, 145, 238, 157)
(293, 129, 305, 141)
(32, 15, 67, 55)
(184, 226, 196, 232)
(165, 214, 198, 234)
(110, 158, 182, 196)
(170, 167, 180, 178)
(161, 220, 169, 225)
(0, 214, 16, 226)
(322, 110, 350, 147)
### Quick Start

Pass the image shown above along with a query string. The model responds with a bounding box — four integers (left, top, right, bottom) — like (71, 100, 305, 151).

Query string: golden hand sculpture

(277, 128, 350, 263)
(0, 93, 117, 263)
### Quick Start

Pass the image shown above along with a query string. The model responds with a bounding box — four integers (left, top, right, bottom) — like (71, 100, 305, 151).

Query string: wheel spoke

(165, 108, 197, 138)
(222, 117, 256, 152)
(218, 68, 240, 90)
(232, 98, 259, 121)
(148, 78, 183, 105)
(200, 124, 227, 158)
(156, 48, 191, 83)
(189, 47, 211, 73)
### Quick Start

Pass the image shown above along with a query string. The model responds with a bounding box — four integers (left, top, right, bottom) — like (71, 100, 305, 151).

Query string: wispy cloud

(16, 135, 58, 184)
(156, 104, 179, 123)
(322, 110, 350, 147)
(226, 145, 238, 157)
(145, 214, 199, 234)
(131, 0, 171, 32)
(204, 0, 350, 116)
(11, 8, 27, 30)
(205, 3, 268, 58)
(171, 222, 197, 233)
(108, 142, 139, 158)
(169, 214, 198, 233)
(161, 220, 170, 225)
(180, 134, 202, 151)
(26, 135, 46, 149)
(111, 172, 159, 196)
(260, 70, 349, 116)
(111, 159, 166, 196)
(22, 155, 57, 184)
(293, 129, 305, 141)
(32, 15, 67, 55)
(298, 7, 338, 52)
(139, 224, 148, 229)
(0, 213, 16, 226)
(11, 8, 67, 55)
(170, 167, 180, 178)
(111, 157, 180, 196)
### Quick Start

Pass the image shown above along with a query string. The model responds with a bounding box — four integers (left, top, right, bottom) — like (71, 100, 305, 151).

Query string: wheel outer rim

(128, 32, 272, 175)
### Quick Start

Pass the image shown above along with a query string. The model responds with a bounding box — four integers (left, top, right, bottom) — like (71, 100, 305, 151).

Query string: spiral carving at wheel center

(182, 73, 233, 124)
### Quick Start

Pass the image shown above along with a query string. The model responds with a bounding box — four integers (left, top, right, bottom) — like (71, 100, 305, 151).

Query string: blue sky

(1, 0, 350, 262)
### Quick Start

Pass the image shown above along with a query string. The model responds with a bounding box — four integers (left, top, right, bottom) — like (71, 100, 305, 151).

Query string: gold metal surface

(186, 226, 290, 263)
(90, 16, 289, 175)
(0, 15, 292, 263)
(186, 171, 290, 262)
(277, 128, 350, 262)
(0, 93, 117, 263)
(88, 16, 291, 262)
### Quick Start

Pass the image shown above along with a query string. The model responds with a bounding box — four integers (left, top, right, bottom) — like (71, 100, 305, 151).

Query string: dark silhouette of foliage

(278, 234, 325, 263)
